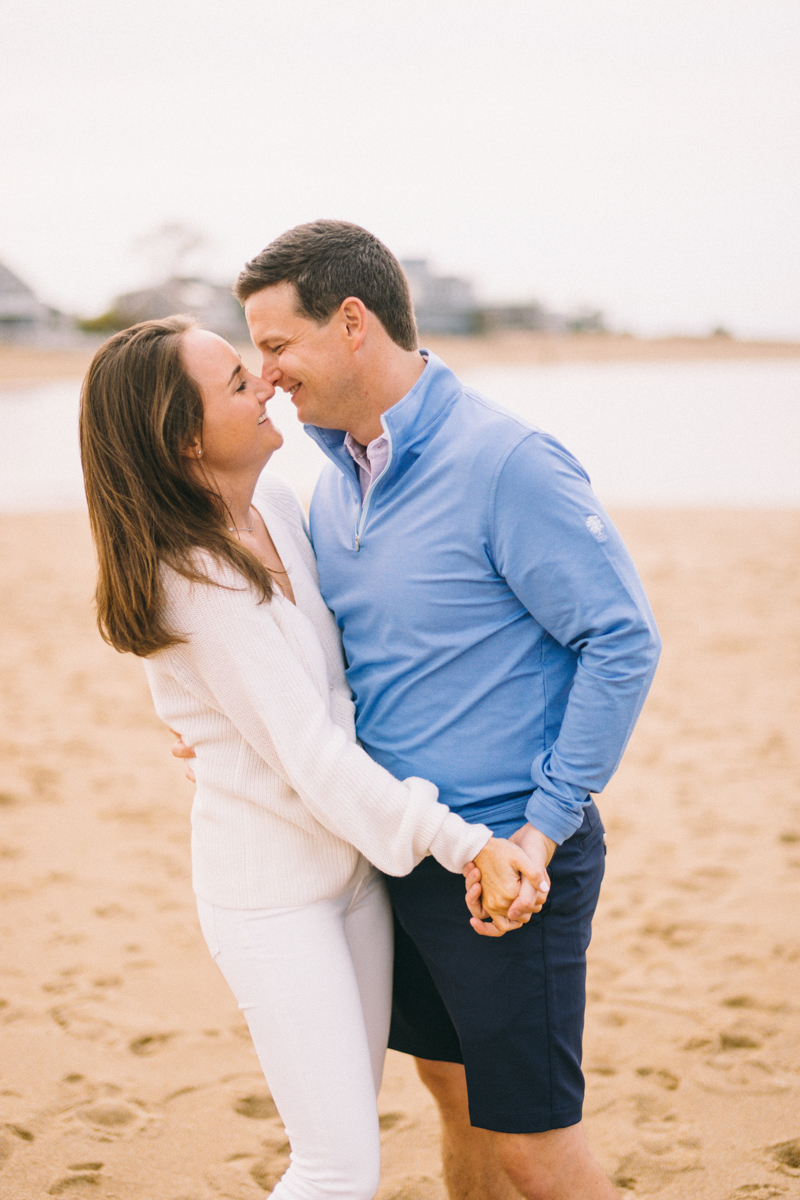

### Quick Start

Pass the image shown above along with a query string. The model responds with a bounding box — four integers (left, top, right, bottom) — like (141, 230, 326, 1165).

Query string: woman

(79, 316, 536, 1200)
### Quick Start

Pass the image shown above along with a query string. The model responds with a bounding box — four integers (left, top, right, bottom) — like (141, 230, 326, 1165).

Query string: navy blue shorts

(384, 801, 606, 1134)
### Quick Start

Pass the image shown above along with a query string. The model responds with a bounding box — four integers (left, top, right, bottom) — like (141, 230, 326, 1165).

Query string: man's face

(245, 282, 359, 429)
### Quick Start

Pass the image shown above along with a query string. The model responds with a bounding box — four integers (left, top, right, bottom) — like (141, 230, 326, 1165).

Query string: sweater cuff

(428, 813, 492, 873)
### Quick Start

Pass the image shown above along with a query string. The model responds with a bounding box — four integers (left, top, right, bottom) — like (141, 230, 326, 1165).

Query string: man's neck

(346, 347, 426, 445)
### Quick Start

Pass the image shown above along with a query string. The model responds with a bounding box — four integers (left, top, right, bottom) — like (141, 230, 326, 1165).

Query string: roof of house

(0, 260, 48, 321)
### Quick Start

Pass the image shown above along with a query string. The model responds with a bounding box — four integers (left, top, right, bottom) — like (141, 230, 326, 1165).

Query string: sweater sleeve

(161, 565, 491, 875)
(490, 432, 662, 844)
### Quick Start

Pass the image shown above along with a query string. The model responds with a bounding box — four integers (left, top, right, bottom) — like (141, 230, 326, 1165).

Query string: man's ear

(338, 296, 369, 350)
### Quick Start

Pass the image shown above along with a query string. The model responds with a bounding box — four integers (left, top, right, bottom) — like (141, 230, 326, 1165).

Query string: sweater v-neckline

(251, 494, 300, 607)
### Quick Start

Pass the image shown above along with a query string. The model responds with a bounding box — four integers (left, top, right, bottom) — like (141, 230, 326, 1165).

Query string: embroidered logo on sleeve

(585, 514, 608, 543)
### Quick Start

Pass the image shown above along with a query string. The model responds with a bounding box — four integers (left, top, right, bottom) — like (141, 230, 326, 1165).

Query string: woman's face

(180, 329, 283, 474)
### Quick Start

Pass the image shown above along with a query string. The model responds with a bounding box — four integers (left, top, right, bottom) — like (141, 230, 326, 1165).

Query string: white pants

(196, 865, 394, 1200)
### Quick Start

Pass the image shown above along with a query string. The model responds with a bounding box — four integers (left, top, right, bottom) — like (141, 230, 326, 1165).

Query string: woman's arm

(161, 565, 491, 876)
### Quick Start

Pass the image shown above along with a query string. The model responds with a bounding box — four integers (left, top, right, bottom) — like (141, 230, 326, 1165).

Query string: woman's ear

(180, 440, 203, 460)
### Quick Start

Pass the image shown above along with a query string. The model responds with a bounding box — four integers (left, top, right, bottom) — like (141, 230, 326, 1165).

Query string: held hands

(463, 823, 556, 938)
(170, 727, 554, 940)
(169, 730, 197, 782)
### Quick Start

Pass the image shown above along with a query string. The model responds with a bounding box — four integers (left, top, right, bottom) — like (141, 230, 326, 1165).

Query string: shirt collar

(305, 350, 461, 481)
(343, 430, 387, 463)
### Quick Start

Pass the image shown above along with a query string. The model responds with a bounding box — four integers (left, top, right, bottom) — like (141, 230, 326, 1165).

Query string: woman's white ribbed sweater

(143, 471, 491, 909)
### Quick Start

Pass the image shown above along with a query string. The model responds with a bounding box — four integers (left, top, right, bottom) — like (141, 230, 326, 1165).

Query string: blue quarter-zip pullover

(306, 353, 661, 844)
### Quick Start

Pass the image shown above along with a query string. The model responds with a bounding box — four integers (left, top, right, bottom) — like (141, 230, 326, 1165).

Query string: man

(177, 220, 660, 1199)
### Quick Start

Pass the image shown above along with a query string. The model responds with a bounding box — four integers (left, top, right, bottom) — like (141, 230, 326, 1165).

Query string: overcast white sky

(1, 0, 798, 336)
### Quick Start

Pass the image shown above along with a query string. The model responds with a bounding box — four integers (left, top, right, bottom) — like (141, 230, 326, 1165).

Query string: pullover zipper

(353, 429, 393, 551)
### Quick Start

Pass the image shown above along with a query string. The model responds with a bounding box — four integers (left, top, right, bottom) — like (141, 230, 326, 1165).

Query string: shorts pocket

(573, 801, 605, 850)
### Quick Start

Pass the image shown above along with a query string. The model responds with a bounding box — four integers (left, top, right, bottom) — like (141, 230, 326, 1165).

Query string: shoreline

(2, 332, 800, 385)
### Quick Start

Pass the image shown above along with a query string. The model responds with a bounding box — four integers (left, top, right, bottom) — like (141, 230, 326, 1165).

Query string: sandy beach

(2, 332, 800, 386)
(0, 504, 798, 1199)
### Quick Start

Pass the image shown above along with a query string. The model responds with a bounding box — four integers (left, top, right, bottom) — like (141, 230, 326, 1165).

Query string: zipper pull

(354, 532, 360, 552)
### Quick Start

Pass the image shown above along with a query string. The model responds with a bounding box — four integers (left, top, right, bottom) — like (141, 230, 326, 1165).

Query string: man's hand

(463, 823, 556, 937)
(169, 729, 197, 783)
(507, 822, 556, 922)
(461, 837, 550, 937)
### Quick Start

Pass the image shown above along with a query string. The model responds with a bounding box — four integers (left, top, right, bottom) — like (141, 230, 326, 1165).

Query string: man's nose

(261, 358, 282, 386)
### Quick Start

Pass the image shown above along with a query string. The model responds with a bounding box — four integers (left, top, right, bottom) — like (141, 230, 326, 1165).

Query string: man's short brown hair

(234, 220, 418, 352)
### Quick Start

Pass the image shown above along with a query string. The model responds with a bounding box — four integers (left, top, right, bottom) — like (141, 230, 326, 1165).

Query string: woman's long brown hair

(79, 316, 272, 657)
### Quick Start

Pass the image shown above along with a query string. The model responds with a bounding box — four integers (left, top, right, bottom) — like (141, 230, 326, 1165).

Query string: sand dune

(0, 508, 798, 1198)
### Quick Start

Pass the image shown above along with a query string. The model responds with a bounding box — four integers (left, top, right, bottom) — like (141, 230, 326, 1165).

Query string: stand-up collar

(304, 351, 462, 482)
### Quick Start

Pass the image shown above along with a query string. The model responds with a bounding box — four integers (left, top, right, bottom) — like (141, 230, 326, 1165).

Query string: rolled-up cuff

(524, 788, 587, 845)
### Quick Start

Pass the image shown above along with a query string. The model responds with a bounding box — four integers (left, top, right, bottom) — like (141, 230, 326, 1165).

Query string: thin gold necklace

(228, 506, 255, 533)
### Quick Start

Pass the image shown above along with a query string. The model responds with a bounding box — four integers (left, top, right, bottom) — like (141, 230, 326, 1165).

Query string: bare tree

(131, 221, 210, 284)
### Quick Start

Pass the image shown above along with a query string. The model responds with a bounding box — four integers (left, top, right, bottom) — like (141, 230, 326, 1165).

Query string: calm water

(1, 360, 798, 511)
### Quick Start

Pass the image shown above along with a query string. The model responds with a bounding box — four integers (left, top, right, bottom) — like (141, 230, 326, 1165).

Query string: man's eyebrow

(228, 363, 242, 386)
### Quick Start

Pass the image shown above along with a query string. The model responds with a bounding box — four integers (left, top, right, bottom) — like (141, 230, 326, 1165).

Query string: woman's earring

(196, 446, 203, 458)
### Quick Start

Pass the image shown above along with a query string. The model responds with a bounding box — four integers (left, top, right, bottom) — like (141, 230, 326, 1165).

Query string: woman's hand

(463, 836, 551, 937)
(463, 825, 555, 937)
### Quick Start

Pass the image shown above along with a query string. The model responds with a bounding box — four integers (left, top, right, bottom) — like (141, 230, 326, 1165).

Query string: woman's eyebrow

(228, 363, 243, 386)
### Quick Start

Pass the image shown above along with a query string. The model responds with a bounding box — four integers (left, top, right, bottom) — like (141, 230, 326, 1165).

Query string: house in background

(82, 277, 249, 342)
(401, 259, 481, 335)
(0, 260, 54, 342)
(400, 259, 606, 337)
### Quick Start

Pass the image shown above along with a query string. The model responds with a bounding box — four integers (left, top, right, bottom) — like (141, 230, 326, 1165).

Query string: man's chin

(293, 401, 327, 428)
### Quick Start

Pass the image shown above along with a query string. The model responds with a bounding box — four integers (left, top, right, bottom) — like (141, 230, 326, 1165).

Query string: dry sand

(0, 508, 798, 1199)
(2, 333, 800, 386)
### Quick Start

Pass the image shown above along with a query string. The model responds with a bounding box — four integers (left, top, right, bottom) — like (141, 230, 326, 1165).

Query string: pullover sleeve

(490, 432, 661, 844)
(161, 565, 491, 875)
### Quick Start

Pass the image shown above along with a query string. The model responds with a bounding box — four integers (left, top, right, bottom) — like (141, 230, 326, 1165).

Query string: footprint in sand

(128, 1031, 176, 1056)
(767, 1138, 800, 1178)
(0, 1121, 35, 1171)
(47, 1164, 105, 1196)
(383, 1179, 447, 1199)
(693, 1056, 792, 1096)
(201, 1088, 292, 1196)
(59, 1088, 155, 1142)
(730, 1186, 788, 1198)
(635, 1067, 680, 1091)
(207, 1153, 288, 1199)
(614, 1097, 702, 1194)
(233, 1090, 279, 1121)
(49, 1001, 117, 1044)
(379, 1111, 406, 1131)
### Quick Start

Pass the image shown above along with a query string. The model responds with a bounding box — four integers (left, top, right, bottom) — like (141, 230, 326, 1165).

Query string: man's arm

(174, 728, 545, 932)
(491, 431, 661, 844)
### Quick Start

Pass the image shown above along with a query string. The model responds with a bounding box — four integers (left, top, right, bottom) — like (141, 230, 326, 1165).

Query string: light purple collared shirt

(344, 431, 390, 501)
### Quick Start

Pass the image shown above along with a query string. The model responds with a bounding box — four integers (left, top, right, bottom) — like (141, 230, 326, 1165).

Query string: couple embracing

(80, 221, 660, 1199)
